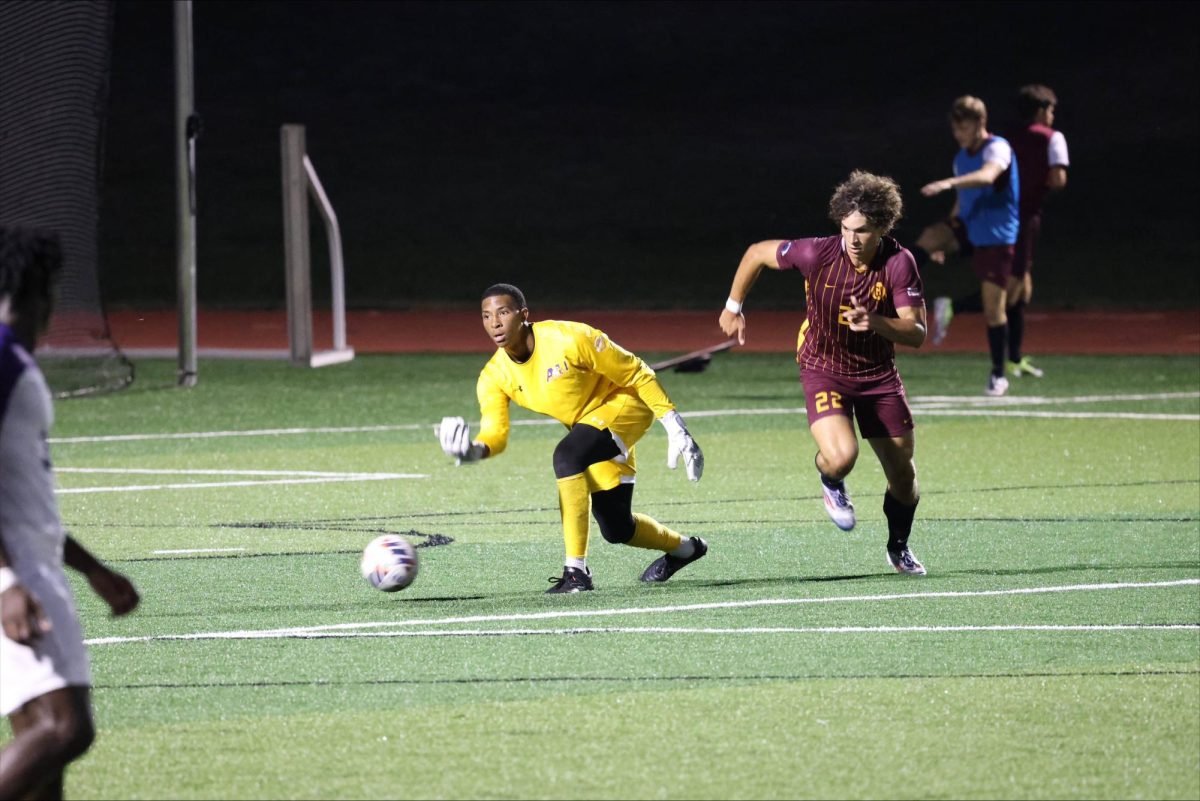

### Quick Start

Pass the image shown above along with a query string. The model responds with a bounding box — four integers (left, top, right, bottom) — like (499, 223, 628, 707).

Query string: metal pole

(173, 0, 198, 386)
(303, 155, 346, 352)
(281, 124, 313, 366)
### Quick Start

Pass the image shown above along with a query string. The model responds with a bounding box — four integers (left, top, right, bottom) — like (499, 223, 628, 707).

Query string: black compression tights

(551, 425, 636, 544)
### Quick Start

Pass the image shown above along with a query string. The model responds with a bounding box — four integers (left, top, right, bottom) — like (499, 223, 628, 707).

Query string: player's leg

(921, 218, 969, 345)
(975, 246, 1015, 396)
(588, 483, 707, 583)
(545, 423, 621, 592)
(804, 369, 859, 530)
(585, 401, 707, 582)
(1007, 215, 1043, 378)
(856, 376, 924, 575)
(0, 686, 95, 800)
(910, 218, 960, 269)
(868, 433, 926, 576)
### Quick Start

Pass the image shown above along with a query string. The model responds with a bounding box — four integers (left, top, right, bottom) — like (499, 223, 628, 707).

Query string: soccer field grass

(6, 352, 1200, 799)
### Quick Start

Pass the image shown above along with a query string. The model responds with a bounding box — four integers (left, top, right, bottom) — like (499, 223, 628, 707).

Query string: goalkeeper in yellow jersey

(436, 283, 707, 593)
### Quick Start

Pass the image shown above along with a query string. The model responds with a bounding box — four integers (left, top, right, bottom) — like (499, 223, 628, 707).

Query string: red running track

(103, 308, 1199, 356)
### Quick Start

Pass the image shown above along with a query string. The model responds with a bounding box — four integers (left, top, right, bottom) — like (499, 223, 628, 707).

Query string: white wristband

(0, 566, 16, 593)
(725, 297, 743, 315)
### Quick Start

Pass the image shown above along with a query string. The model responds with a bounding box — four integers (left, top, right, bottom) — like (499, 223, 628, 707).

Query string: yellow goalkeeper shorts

(576, 390, 655, 493)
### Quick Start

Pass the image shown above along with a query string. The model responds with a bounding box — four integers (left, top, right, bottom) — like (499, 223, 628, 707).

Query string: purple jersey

(777, 235, 923, 378)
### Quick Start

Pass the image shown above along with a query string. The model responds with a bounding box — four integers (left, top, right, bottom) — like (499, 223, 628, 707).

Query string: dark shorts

(949, 217, 1016, 287)
(799, 369, 914, 439)
(972, 244, 1016, 288)
(1013, 213, 1041, 279)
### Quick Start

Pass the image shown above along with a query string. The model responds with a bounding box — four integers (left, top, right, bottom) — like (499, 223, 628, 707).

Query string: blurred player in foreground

(437, 284, 707, 593)
(929, 84, 1070, 381)
(0, 226, 140, 799)
(911, 95, 1020, 396)
(719, 171, 928, 575)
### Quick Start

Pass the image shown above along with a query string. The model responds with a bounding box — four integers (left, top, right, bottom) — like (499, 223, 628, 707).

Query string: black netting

(0, 0, 133, 397)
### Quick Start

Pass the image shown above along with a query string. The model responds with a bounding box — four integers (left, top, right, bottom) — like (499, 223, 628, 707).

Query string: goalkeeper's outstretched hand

(436, 416, 486, 465)
(659, 410, 703, 482)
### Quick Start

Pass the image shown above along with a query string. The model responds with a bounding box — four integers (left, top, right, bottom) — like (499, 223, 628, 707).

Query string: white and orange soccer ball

(360, 534, 419, 592)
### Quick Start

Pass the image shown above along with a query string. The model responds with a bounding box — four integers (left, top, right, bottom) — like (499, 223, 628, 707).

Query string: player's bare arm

(720, 240, 783, 344)
(63, 537, 139, 617)
(1047, 165, 1068, 190)
(0, 530, 52, 644)
(842, 296, 927, 348)
(920, 160, 1006, 197)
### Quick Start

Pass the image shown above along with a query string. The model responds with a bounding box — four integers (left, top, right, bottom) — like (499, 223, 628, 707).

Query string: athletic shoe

(640, 537, 709, 583)
(985, 374, 1009, 397)
(887, 546, 926, 576)
(931, 297, 954, 345)
(821, 480, 856, 531)
(1008, 355, 1044, 378)
(546, 566, 593, 594)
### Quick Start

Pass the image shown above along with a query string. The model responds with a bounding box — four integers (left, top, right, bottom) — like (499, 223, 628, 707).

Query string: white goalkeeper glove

(436, 416, 486, 465)
(659, 410, 703, 482)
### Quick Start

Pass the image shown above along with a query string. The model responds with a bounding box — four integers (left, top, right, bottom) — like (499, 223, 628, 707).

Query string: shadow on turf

(692, 573, 876, 589)
(942, 560, 1200, 579)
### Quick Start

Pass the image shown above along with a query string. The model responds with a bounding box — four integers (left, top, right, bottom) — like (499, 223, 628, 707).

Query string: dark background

(101, 0, 1199, 311)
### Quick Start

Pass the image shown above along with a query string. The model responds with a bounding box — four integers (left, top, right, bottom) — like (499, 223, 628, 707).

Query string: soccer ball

(360, 534, 419, 592)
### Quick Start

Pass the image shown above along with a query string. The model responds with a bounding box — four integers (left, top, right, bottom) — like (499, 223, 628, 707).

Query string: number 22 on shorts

(814, 391, 843, 414)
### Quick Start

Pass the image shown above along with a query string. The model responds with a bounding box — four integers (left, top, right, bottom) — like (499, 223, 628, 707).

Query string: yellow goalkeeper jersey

(474, 320, 674, 457)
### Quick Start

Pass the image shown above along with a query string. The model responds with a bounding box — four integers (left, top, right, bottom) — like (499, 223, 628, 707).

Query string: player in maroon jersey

(718, 171, 928, 575)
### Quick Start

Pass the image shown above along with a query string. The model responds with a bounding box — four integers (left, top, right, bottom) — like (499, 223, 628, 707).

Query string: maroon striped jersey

(777, 235, 923, 378)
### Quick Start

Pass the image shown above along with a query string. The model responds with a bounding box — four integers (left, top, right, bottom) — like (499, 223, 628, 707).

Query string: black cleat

(640, 537, 708, 583)
(546, 566, 594, 594)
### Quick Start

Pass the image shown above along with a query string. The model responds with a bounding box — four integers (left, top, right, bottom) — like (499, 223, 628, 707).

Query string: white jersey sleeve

(1048, 131, 1070, 167)
(981, 138, 1013, 170)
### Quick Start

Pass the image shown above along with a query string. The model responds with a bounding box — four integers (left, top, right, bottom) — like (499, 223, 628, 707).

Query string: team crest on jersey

(546, 361, 570, 382)
(871, 282, 887, 302)
(593, 335, 607, 353)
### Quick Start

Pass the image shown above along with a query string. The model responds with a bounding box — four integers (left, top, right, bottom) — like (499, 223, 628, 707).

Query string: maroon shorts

(972, 244, 1016, 288)
(949, 217, 1016, 287)
(799, 369, 914, 439)
(1013, 213, 1041, 279)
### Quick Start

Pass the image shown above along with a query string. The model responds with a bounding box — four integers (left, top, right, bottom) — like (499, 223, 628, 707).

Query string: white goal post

(281, 123, 354, 368)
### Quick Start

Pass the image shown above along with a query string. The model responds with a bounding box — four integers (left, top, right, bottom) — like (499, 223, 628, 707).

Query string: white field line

(56, 474, 424, 495)
(84, 578, 1200, 645)
(915, 410, 1198, 421)
(94, 623, 1197, 640)
(50, 391, 1200, 445)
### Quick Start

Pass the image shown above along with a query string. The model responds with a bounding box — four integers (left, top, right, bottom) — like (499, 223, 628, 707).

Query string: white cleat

(985, 374, 1009, 397)
(887, 547, 926, 576)
(931, 297, 954, 346)
(821, 480, 856, 531)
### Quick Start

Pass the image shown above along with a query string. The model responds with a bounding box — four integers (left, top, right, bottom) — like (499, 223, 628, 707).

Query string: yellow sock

(556, 473, 591, 560)
(628, 513, 683, 552)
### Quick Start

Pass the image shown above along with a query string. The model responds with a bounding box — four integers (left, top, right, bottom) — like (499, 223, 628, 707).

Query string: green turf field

(5, 352, 1200, 800)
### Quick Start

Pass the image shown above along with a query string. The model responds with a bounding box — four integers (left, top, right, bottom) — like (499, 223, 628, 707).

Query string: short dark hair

(828, 171, 904, 233)
(482, 283, 526, 309)
(0, 225, 62, 301)
(1017, 84, 1058, 122)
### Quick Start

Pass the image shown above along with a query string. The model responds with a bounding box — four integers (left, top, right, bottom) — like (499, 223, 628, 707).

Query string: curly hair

(0, 225, 62, 301)
(827, 171, 904, 233)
